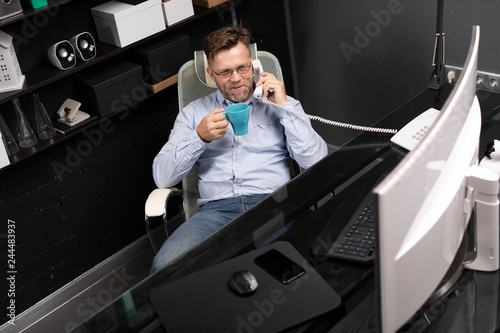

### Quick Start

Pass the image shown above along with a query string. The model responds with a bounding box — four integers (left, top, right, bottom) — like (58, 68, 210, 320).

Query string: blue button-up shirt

(153, 90, 328, 206)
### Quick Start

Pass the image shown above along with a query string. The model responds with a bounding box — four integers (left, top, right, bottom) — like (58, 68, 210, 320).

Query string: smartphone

(254, 249, 306, 284)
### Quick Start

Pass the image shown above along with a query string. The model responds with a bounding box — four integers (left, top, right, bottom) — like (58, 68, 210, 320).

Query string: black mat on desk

(149, 241, 341, 333)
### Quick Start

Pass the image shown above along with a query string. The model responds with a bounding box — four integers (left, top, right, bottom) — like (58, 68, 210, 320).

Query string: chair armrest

(145, 188, 180, 217)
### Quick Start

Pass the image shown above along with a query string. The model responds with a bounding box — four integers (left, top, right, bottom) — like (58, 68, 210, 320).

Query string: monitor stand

(428, 231, 468, 303)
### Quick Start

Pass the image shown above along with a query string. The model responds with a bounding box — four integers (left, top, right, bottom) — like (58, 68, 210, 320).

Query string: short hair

(203, 26, 252, 64)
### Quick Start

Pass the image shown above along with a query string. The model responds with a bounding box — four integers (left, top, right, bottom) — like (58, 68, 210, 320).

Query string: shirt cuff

(188, 130, 208, 153)
(275, 100, 302, 119)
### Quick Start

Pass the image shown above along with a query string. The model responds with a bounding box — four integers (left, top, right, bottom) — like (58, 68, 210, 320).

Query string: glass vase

(13, 98, 38, 148)
(0, 113, 19, 156)
(33, 93, 56, 139)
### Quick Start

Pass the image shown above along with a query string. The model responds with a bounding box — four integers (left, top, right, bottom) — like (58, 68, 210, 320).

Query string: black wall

(5, 0, 498, 325)
(285, 0, 500, 146)
(0, 0, 291, 323)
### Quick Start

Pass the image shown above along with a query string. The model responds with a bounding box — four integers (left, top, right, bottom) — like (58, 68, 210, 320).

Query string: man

(150, 26, 327, 273)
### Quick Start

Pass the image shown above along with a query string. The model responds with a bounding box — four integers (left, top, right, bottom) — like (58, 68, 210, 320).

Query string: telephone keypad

(390, 108, 440, 151)
(412, 126, 429, 141)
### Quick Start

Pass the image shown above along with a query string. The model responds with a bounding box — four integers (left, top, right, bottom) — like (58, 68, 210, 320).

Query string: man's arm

(152, 121, 205, 189)
(256, 72, 328, 168)
(277, 98, 328, 169)
(152, 100, 230, 188)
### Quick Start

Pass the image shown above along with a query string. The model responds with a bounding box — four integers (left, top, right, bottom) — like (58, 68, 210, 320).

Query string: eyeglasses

(211, 65, 252, 78)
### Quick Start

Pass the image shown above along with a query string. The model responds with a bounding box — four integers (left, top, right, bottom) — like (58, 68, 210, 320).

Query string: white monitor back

(374, 25, 481, 333)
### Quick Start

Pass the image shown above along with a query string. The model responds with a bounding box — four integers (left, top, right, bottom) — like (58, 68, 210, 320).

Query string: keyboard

(326, 192, 376, 263)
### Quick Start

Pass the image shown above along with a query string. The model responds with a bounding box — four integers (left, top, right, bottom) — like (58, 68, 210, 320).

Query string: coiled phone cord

(257, 97, 398, 134)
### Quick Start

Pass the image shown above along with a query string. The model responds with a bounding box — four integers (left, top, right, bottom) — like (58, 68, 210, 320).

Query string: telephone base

(390, 108, 440, 151)
(57, 111, 90, 127)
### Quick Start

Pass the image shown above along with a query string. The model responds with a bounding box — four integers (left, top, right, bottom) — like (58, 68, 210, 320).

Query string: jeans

(150, 194, 269, 274)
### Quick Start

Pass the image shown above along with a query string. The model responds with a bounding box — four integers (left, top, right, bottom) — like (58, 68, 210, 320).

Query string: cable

(335, 141, 393, 152)
(258, 97, 398, 134)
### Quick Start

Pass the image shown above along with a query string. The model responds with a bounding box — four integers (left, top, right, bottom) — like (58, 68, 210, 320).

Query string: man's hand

(197, 108, 229, 142)
(255, 72, 287, 105)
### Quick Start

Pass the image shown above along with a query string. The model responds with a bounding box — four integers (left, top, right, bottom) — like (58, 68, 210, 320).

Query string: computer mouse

(228, 270, 258, 296)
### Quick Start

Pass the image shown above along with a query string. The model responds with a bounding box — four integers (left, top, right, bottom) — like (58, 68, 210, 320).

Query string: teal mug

(222, 103, 249, 136)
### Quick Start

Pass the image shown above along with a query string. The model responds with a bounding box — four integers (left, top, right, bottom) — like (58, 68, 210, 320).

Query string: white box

(0, 132, 10, 169)
(162, 0, 194, 26)
(91, 0, 166, 48)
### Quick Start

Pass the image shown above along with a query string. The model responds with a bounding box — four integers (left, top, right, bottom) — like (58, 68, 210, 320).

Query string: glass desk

(72, 85, 500, 332)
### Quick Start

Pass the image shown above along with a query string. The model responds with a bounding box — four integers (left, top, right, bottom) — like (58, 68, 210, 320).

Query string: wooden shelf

(192, 0, 231, 8)
(145, 74, 178, 93)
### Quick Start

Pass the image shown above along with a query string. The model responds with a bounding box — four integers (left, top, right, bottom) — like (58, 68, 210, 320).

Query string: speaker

(47, 41, 76, 70)
(70, 32, 97, 61)
(0, 0, 22, 20)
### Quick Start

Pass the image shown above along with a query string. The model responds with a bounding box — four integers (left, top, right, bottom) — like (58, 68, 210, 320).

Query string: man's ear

(206, 66, 216, 82)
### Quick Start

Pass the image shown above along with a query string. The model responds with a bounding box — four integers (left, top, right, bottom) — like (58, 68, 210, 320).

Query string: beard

(222, 85, 252, 103)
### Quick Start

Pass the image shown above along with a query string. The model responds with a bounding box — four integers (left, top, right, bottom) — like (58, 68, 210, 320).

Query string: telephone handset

(389, 108, 440, 151)
(251, 59, 397, 134)
(252, 59, 265, 98)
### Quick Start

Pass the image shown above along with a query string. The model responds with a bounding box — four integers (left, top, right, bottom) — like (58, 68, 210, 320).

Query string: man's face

(207, 42, 254, 103)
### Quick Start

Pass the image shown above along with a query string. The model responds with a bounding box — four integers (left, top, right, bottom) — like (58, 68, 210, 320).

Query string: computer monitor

(374, 25, 499, 332)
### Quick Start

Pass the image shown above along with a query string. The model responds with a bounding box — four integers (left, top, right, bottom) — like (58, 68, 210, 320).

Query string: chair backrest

(177, 44, 283, 219)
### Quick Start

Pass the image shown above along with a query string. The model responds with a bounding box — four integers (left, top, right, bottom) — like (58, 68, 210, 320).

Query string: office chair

(144, 44, 284, 253)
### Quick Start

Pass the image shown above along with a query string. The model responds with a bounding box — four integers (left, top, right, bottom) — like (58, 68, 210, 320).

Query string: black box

(74, 61, 145, 117)
(127, 34, 191, 85)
